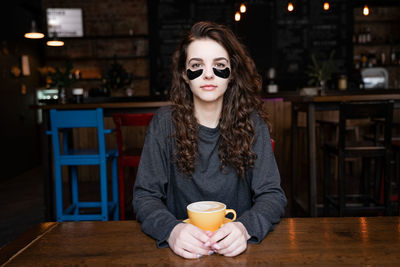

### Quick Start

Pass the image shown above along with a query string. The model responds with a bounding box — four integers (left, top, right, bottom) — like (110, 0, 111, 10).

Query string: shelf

(46, 55, 148, 61)
(354, 42, 400, 47)
(77, 76, 149, 81)
(353, 64, 400, 68)
(61, 34, 148, 40)
(355, 19, 400, 24)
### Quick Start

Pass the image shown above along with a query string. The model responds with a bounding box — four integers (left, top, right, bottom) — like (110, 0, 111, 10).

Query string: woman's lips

(200, 85, 217, 91)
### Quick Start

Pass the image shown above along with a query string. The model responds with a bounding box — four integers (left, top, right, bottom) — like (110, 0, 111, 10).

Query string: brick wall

(41, 0, 150, 96)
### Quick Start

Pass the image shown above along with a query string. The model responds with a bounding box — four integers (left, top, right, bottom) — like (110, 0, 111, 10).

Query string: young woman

(133, 21, 286, 259)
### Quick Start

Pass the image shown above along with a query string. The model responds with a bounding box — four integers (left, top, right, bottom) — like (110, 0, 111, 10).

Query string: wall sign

(46, 8, 84, 37)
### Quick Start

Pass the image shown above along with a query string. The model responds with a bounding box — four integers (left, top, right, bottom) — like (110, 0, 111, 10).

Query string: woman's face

(185, 38, 231, 107)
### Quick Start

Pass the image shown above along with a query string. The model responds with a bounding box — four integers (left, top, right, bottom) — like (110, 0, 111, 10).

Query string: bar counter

(1, 217, 400, 266)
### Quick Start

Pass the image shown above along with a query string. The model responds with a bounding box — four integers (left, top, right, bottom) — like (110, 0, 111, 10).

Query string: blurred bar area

(1, 0, 400, 247)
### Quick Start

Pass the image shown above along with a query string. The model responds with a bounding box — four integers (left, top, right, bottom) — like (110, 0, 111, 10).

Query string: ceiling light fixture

(287, 2, 294, 12)
(24, 21, 45, 39)
(363, 5, 370, 16)
(235, 11, 241, 21)
(323, 2, 330, 11)
(46, 33, 64, 47)
(240, 3, 247, 13)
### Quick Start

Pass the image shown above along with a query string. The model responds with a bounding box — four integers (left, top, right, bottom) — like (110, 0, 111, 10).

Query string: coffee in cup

(186, 201, 236, 231)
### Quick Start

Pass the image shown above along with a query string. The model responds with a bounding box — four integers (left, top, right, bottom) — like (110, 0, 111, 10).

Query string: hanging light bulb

(46, 39, 64, 47)
(240, 3, 246, 13)
(235, 11, 241, 21)
(46, 33, 64, 47)
(363, 5, 370, 16)
(323, 2, 330, 11)
(287, 2, 294, 12)
(24, 21, 45, 39)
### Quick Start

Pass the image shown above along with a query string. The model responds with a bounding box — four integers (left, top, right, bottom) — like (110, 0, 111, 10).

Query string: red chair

(112, 113, 154, 220)
(271, 138, 275, 152)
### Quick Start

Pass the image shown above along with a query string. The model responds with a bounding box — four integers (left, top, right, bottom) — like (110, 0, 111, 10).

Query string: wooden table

(1, 217, 399, 266)
(34, 101, 171, 221)
(290, 92, 400, 217)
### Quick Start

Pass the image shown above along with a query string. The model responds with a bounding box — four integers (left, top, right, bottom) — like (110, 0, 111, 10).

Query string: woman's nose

(203, 66, 214, 79)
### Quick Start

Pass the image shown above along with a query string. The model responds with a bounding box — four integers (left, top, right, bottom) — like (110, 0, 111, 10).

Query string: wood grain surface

(1, 217, 400, 266)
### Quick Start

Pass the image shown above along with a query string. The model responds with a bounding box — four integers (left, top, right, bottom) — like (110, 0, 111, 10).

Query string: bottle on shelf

(361, 53, 368, 68)
(266, 68, 278, 93)
(390, 48, 397, 65)
(357, 28, 364, 44)
(338, 74, 348, 91)
(368, 51, 377, 67)
(379, 50, 386, 66)
(365, 27, 371, 43)
(59, 88, 67, 104)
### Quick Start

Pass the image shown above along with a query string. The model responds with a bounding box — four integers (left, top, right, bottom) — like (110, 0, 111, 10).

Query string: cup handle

(225, 209, 236, 221)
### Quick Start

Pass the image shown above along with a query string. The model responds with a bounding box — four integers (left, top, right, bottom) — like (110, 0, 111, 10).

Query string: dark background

(0, 0, 399, 180)
(148, 0, 353, 95)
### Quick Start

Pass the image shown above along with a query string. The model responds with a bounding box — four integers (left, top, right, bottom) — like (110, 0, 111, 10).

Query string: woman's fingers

(167, 223, 212, 259)
(215, 237, 245, 256)
(174, 247, 202, 259)
(210, 222, 249, 257)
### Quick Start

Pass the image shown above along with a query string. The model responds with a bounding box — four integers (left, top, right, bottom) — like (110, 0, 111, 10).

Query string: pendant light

(323, 1, 330, 11)
(363, 5, 370, 16)
(240, 3, 247, 13)
(235, 11, 241, 21)
(24, 21, 45, 39)
(46, 33, 64, 47)
(287, 2, 294, 12)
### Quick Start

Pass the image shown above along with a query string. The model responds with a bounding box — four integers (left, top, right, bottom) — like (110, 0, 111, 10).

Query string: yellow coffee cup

(186, 201, 236, 232)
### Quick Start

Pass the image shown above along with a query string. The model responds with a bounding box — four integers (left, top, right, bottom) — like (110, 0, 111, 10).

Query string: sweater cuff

(155, 220, 182, 248)
(237, 211, 272, 244)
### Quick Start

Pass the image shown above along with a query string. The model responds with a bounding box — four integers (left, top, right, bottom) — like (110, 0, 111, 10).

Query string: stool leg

(112, 157, 119, 220)
(71, 166, 79, 218)
(375, 158, 383, 204)
(54, 161, 63, 222)
(384, 152, 391, 215)
(338, 153, 345, 217)
(396, 151, 400, 215)
(100, 162, 108, 221)
(360, 158, 369, 206)
(323, 149, 331, 216)
(118, 160, 125, 220)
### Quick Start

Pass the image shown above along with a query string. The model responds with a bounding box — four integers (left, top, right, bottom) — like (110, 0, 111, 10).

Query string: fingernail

(197, 254, 203, 259)
(212, 244, 220, 250)
(208, 250, 215, 255)
(204, 241, 210, 247)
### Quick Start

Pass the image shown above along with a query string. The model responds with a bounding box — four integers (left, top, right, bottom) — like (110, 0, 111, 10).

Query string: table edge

(0, 222, 58, 266)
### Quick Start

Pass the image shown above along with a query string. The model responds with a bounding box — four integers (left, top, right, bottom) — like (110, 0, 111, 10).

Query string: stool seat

(48, 108, 119, 222)
(324, 143, 386, 156)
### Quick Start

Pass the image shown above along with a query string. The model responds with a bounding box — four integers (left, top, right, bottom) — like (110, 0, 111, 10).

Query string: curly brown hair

(170, 21, 268, 178)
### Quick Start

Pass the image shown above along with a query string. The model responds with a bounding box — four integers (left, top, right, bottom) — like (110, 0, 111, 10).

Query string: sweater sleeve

(132, 109, 181, 248)
(236, 113, 287, 243)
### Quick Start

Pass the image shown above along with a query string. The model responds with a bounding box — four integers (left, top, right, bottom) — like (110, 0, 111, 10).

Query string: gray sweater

(133, 106, 286, 247)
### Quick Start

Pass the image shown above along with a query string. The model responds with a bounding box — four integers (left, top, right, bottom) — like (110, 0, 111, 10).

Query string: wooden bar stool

(48, 108, 119, 221)
(323, 101, 394, 217)
(112, 113, 154, 220)
(392, 140, 400, 215)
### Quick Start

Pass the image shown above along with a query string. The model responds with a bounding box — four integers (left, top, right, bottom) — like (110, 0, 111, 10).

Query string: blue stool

(48, 108, 119, 221)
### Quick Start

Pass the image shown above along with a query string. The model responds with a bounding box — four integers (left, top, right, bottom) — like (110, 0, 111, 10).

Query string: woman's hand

(167, 223, 213, 259)
(208, 222, 250, 257)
